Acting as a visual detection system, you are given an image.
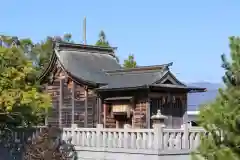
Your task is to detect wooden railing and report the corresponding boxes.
[62,124,206,151]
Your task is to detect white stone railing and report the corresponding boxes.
[62,124,206,151]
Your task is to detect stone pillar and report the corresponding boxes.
[151,109,167,150]
[96,124,103,147]
[71,123,77,144]
[151,109,168,128]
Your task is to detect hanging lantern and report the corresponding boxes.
[167,96,170,103]
[172,96,176,103]
[162,97,165,104]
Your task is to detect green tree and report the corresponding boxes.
[95,30,109,47]
[32,34,73,73]
[192,36,240,160]
[0,44,51,127]
[95,31,119,63]
[32,36,54,72]
[123,54,137,68]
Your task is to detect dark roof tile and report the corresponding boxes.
[99,70,168,89]
[56,48,121,84]
[49,42,200,92]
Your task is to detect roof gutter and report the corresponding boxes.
[96,84,149,92]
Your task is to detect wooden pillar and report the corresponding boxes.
[71,81,76,125]
[182,94,188,124]
[59,78,64,128]
[84,87,88,127]
[96,97,99,125]
[132,109,135,128]
[116,120,119,128]
[103,103,106,128]
[43,84,48,126]
[98,97,102,124]
[146,98,151,128]
[168,93,173,128]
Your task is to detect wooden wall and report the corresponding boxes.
[103,104,116,128]
[102,96,149,129]
[46,78,60,126]
[132,98,147,128]
[149,92,187,128]
[45,64,188,129]
[45,65,97,128]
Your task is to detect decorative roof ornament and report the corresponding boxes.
[151,109,167,128]
[151,109,167,120]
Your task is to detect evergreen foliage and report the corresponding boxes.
[123,54,137,68]
[95,30,119,63]
[193,36,240,160]
[0,39,51,127]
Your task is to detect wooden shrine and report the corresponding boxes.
[39,42,205,128]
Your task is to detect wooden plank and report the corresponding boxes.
[168,93,173,128]
[103,104,106,128]
[98,98,102,124]
[146,99,151,128]
[84,87,88,127]
[59,78,64,128]
[72,81,76,124]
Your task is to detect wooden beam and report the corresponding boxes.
[146,98,151,128]
[103,104,106,128]
[43,84,48,126]
[98,97,102,124]
[168,93,173,128]
[84,87,88,127]
[96,97,99,125]
[59,78,64,128]
[83,17,87,45]
[71,81,76,125]
[182,94,188,124]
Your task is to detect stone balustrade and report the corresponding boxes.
[62,124,206,152]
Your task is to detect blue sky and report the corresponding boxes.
[1,0,240,83]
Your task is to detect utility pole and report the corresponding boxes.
[83,17,87,45]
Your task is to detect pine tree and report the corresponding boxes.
[123,54,137,68]
[95,30,109,47]
[193,36,240,160]
[95,30,119,63]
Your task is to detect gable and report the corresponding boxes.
[153,71,185,86]
[39,42,121,87]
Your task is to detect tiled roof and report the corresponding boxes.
[54,42,175,88]
[99,69,169,90]
[55,42,121,85]
[57,50,121,84]
[42,42,205,92]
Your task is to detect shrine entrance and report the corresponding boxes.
[104,97,134,128]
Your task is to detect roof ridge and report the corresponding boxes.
[104,62,173,74]
[54,41,119,61]
[55,41,117,52]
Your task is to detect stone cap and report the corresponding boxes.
[151,109,168,120]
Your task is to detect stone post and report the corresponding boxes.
[71,123,78,144]
[96,124,103,147]
[151,109,167,150]
[183,123,189,149]
[124,124,130,149]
